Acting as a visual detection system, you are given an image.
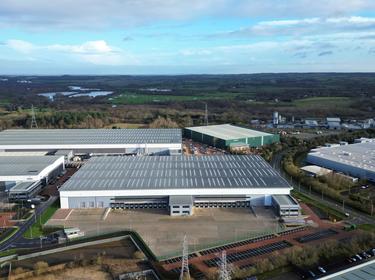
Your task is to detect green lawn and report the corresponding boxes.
[293,97,353,108]
[0,98,11,105]
[357,224,375,233]
[0,248,17,258]
[292,191,346,220]
[23,200,60,239]
[0,227,19,244]
[247,96,353,110]
[111,91,240,105]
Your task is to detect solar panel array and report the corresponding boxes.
[0,155,62,176]
[0,129,182,145]
[60,155,291,191]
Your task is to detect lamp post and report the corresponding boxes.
[1,261,12,280]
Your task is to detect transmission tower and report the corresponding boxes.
[218,250,231,280]
[30,105,38,128]
[204,102,208,126]
[179,235,190,280]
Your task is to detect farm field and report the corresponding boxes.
[110,91,243,105]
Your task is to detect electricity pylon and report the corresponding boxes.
[30,104,38,128]
[204,102,208,126]
[180,235,190,280]
[218,250,231,280]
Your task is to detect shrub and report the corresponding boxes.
[133,250,146,260]
[33,261,49,276]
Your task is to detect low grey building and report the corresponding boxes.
[8,181,43,202]
[271,195,300,217]
[169,196,193,216]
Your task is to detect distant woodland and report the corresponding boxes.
[0,73,375,129]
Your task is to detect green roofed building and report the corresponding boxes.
[184,124,280,149]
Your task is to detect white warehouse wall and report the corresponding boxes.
[307,153,375,181]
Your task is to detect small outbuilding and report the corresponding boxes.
[271,195,301,217]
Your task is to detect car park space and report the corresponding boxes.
[203,241,292,267]
[296,229,338,243]
[47,207,279,258]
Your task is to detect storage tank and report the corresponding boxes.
[273,112,279,125]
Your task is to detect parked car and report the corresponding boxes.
[362,252,371,259]
[318,266,326,274]
[308,270,316,278]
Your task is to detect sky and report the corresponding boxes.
[0,0,375,74]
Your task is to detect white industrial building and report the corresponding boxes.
[59,155,292,216]
[306,141,375,182]
[0,155,65,201]
[326,117,341,130]
[0,129,182,156]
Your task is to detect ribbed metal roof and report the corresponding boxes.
[60,155,290,191]
[185,124,272,140]
[10,181,39,192]
[0,156,62,177]
[272,195,299,207]
[308,142,375,172]
[0,129,182,145]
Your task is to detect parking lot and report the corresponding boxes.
[47,207,279,257]
[183,139,227,155]
[203,240,292,267]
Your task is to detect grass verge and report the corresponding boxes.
[23,200,60,239]
[0,227,19,245]
[292,191,346,221]
[0,249,17,258]
[357,224,375,233]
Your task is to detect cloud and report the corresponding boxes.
[180,49,212,56]
[0,0,226,30]
[3,39,137,66]
[293,52,308,58]
[47,40,114,54]
[0,0,374,30]
[6,39,35,53]
[214,16,375,38]
[318,50,333,56]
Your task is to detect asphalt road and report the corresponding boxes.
[0,196,58,252]
[271,149,375,225]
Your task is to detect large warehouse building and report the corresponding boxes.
[59,155,292,216]
[307,141,375,182]
[184,124,279,149]
[0,129,182,156]
[0,155,65,201]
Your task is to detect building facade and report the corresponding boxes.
[59,155,292,216]
[184,124,280,149]
[0,129,182,156]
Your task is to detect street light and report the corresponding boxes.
[1,261,12,280]
[40,236,47,249]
